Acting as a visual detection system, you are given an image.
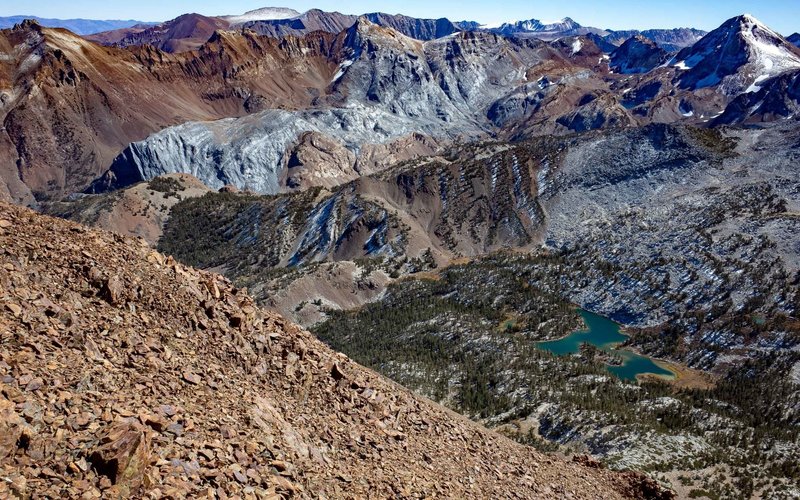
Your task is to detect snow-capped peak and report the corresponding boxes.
[737,13,784,39]
[223,7,300,25]
[741,13,758,23]
[735,14,800,72]
[669,13,800,94]
[493,17,582,34]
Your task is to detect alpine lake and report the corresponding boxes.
[536,310,675,382]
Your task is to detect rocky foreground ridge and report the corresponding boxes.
[0,202,667,498]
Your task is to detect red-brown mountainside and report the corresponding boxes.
[1,18,616,204]
[83,24,152,46]
[0,21,339,204]
[87,14,232,53]
[0,202,669,498]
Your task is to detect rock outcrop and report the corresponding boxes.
[610,36,669,74]
[0,201,664,497]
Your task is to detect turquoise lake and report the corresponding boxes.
[536,310,675,382]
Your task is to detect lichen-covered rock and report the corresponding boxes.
[89,422,150,498]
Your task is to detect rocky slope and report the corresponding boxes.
[604,28,706,51]
[0,201,665,498]
[0,20,344,203]
[487,20,704,50]
[0,17,619,203]
[714,69,800,123]
[83,23,153,45]
[130,124,798,365]
[89,9,464,50]
[43,174,212,245]
[85,8,301,50]
[90,20,615,195]
[243,11,463,42]
[228,9,357,40]
[92,107,449,195]
[99,16,800,193]
[100,13,231,53]
[46,122,798,330]
[4,13,800,205]
[362,13,460,40]
[599,15,800,125]
[610,36,669,74]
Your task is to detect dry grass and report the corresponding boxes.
[640,359,717,390]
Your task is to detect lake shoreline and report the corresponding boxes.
[535,309,678,382]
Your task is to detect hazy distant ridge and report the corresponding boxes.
[0,15,151,35]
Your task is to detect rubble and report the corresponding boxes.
[0,202,662,498]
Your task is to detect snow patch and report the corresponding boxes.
[490,160,500,192]
[331,59,355,84]
[738,15,800,77]
[745,74,770,93]
[224,7,300,25]
[571,39,583,55]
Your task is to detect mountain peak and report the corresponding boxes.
[12,18,42,32]
[352,15,379,31]
[339,15,421,55]
[739,13,759,23]
[610,34,668,74]
[492,16,582,35]
[722,13,789,42]
[671,13,800,93]
[349,15,417,41]
[223,6,300,25]
[560,17,580,27]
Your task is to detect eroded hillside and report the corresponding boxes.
[0,202,666,498]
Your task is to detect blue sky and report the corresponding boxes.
[1,1,798,34]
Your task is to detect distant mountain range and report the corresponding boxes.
[79,9,713,53]
[604,27,708,52]
[0,15,150,35]
[1,11,800,204]
[6,7,799,54]
[4,8,713,51]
